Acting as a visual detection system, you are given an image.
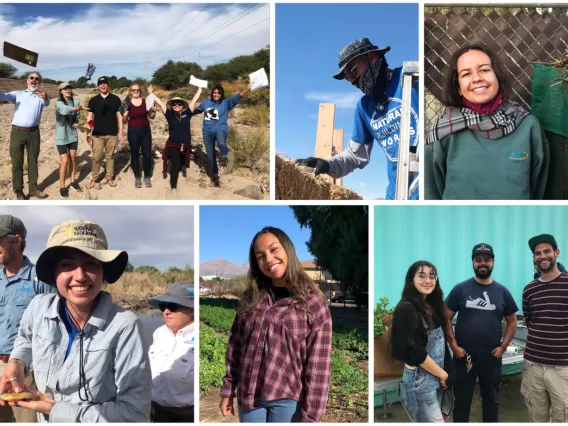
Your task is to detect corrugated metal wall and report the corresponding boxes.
[374,206,568,309]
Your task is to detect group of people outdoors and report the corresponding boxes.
[0,72,252,199]
[0,214,194,422]
[391,235,568,422]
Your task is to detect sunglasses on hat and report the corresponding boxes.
[158,302,179,312]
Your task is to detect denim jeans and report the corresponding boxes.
[239,399,301,423]
[128,126,152,178]
[202,130,229,178]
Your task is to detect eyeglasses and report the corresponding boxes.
[158,303,179,312]
[416,272,438,281]
[28,76,40,82]
[171,101,183,107]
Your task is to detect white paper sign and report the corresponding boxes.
[190,75,208,89]
[145,94,155,111]
[249,68,269,92]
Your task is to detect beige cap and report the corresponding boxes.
[36,219,128,285]
[58,82,72,90]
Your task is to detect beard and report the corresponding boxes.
[352,55,388,104]
[28,85,38,93]
[474,264,493,279]
[535,256,557,274]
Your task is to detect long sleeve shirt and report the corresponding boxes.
[221,291,332,422]
[149,323,195,407]
[55,99,80,145]
[10,292,152,422]
[0,89,49,127]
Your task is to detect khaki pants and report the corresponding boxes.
[0,361,37,422]
[92,135,116,181]
[10,127,41,192]
[521,361,568,422]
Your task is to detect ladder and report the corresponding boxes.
[394,61,419,200]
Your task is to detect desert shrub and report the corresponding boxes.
[238,104,269,127]
[0,63,17,78]
[240,87,269,107]
[227,127,269,172]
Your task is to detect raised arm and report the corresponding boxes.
[0,91,17,103]
[239,82,252,97]
[189,87,202,112]
[147,85,166,115]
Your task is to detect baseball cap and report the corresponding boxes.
[36,219,128,285]
[97,76,109,85]
[58,82,72,90]
[472,243,494,259]
[0,215,26,238]
[528,234,558,253]
[148,281,194,309]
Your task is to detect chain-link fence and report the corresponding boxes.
[425,6,568,129]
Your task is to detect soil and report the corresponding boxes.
[374,374,529,422]
[0,79,269,200]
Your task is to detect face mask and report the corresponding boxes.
[352,55,388,104]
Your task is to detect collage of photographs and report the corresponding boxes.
[0,0,567,424]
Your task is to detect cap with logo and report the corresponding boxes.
[0,215,27,239]
[36,219,128,285]
[528,234,558,253]
[148,281,194,309]
[472,243,495,259]
[97,76,109,85]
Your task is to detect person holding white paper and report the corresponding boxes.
[122,84,157,189]
[194,83,252,187]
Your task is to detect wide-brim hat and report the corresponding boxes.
[529,234,558,253]
[148,281,194,309]
[333,38,390,80]
[167,97,189,111]
[36,219,128,286]
[58,82,72,90]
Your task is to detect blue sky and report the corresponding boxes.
[200,206,312,264]
[0,3,269,82]
[276,3,418,200]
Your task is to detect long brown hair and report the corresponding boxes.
[238,226,324,319]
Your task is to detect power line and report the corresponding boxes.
[197,16,270,53]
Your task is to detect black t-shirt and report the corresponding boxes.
[165,108,193,145]
[88,94,122,136]
[391,301,441,366]
[445,278,518,354]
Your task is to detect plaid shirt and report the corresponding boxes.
[221,291,332,422]
[162,139,191,172]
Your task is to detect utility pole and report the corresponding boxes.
[143,53,149,82]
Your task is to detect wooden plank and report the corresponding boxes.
[332,128,344,187]
[315,103,335,184]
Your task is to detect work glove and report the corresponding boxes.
[296,157,330,175]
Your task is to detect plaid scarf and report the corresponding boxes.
[426,101,529,144]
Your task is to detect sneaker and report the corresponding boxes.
[135,178,142,188]
[181,165,187,178]
[144,177,152,188]
[208,177,221,188]
[29,189,48,199]
[59,188,69,199]
[69,181,82,192]
[15,190,25,201]
[171,188,177,197]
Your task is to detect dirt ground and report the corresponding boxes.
[200,304,369,423]
[0,79,269,200]
[374,374,529,422]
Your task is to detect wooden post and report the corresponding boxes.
[315,104,335,183]
[332,129,344,186]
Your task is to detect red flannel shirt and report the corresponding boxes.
[162,139,191,172]
[221,291,332,422]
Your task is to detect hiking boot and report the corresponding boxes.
[144,177,152,188]
[15,190,25,201]
[29,189,48,199]
[208,177,221,188]
[221,152,235,170]
[59,188,69,199]
[181,165,187,178]
[171,188,177,197]
[135,177,142,188]
[69,181,82,192]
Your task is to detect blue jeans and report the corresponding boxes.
[202,130,228,178]
[239,399,301,423]
[401,367,444,422]
[128,126,152,178]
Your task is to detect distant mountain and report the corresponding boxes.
[200,258,249,278]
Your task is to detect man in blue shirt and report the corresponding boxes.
[0,214,53,422]
[297,38,419,200]
[0,72,50,200]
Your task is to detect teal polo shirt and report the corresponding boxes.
[0,256,54,354]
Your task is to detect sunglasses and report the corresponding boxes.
[158,303,179,312]
[28,76,40,82]
[171,101,184,107]
[131,89,140,92]
[63,87,72,90]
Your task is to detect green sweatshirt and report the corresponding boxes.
[425,115,549,200]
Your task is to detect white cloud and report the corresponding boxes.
[308,114,318,120]
[1,4,270,81]
[304,91,361,109]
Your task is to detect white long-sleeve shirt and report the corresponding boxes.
[149,323,195,407]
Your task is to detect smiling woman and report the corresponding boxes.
[424,44,550,200]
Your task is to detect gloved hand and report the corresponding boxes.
[296,157,330,175]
